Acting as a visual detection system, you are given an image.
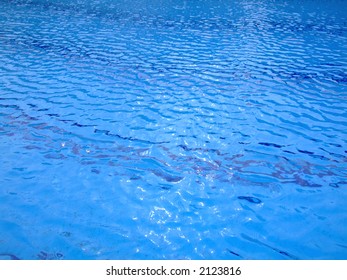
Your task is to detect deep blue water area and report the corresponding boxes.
[0,0,347,259]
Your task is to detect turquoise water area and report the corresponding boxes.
[0,0,347,259]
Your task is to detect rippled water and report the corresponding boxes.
[1,0,347,260]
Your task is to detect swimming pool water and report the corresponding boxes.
[0,0,347,260]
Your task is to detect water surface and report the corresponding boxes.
[0,0,347,259]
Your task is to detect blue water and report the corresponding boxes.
[1,0,347,260]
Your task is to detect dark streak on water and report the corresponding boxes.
[238,196,262,204]
[0,253,21,260]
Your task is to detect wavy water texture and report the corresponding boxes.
[1,0,347,259]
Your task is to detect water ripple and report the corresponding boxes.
[1,0,347,260]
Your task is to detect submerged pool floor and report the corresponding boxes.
[0,0,347,259]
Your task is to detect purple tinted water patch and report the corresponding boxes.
[0,0,347,259]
